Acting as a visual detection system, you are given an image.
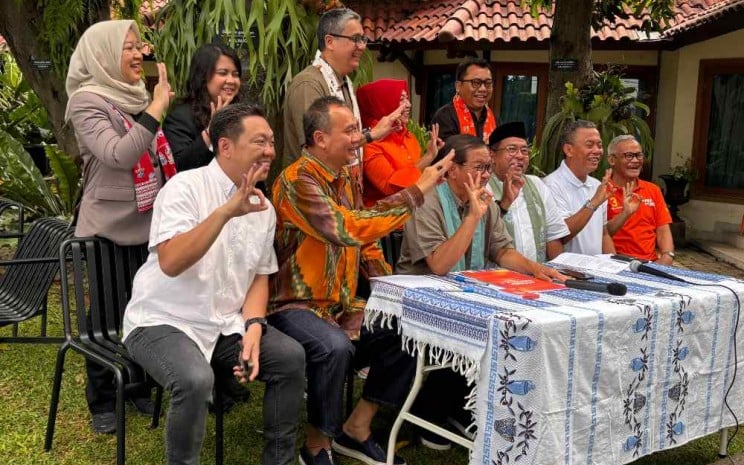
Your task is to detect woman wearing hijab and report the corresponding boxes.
[163,43,242,171]
[356,79,442,207]
[65,19,176,435]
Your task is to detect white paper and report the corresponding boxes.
[549,252,629,274]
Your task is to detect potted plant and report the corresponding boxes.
[659,155,697,221]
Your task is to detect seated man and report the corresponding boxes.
[488,121,569,262]
[544,120,616,255]
[395,134,565,447]
[122,104,306,465]
[269,96,453,465]
[606,134,674,264]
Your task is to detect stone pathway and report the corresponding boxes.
[675,245,744,279]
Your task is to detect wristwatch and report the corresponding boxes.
[362,128,373,144]
[244,317,267,335]
[583,200,598,212]
[662,251,676,258]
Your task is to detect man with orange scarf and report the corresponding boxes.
[357,79,443,207]
[431,57,497,143]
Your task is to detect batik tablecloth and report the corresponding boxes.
[365,265,744,465]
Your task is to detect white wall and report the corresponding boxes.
[654,29,744,235]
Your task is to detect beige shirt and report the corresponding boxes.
[396,188,514,275]
[282,65,354,164]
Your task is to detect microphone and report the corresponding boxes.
[628,260,686,283]
[563,279,627,296]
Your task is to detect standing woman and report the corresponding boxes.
[65,19,176,434]
[163,43,241,171]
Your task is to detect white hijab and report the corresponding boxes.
[64,20,149,121]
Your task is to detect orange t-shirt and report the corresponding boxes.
[362,132,423,208]
[607,179,672,260]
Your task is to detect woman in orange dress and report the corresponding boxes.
[357,79,442,207]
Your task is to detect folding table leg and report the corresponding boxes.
[387,351,426,465]
[719,428,729,457]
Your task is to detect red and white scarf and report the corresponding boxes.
[452,94,497,143]
[111,104,177,212]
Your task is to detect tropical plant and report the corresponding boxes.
[149,0,372,118]
[0,53,55,145]
[538,67,654,176]
[407,118,430,154]
[666,154,698,183]
[0,129,61,217]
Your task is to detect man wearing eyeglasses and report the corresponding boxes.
[283,8,403,165]
[431,57,497,143]
[488,122,569,262]
[606,135,674,264]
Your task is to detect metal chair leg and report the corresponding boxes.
[387,351,426,465]
[44,342,70,451]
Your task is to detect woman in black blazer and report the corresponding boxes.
[163,43,242,171]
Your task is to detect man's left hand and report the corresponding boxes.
[233,325,261,383]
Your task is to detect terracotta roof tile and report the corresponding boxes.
[346,0,744,45]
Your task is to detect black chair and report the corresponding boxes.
[45,237,158,465]
[0,217,71,343]
[380,230,403,270]
[0,197,25,240]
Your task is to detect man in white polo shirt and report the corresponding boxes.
[122,104,305,465]
[543,119,616,256]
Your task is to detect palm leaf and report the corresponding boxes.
[45,144,81,216]
[0,130,61,216]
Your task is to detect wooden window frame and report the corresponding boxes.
[691,58,744,203]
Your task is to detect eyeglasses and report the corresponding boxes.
[493,145,530,157]
[458,162,493,174]
[616,151,645,161]
[328,33,368,46]
[459,79,493,89]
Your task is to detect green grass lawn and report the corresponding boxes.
[1,274,743,464]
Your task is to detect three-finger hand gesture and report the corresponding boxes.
[151,62,174,116]
[465,172,492,220]
[622,181,641,216]
[222,164,269,218]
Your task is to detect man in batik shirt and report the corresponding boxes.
[269,96,452,465]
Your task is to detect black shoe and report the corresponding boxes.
[332,432,406,465]
[128,397,154,416]
[418,427,452,451]
[298,445,336,465]
[91,412,116,434]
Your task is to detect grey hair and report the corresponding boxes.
[317,8,361,51]
[559,119,597,148]
[607,134,638,155]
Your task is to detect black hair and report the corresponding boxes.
[559,119,597,147]
[209,103,265,156]
[302,96,346,148]
[183,43,242,130]
[436,134,487,165]
[455,57,491,81]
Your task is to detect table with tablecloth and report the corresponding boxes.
[364,260,744,465]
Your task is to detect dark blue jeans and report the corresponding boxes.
[125,324,305,465]
[268,310,416,437]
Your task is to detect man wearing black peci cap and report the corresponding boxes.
[487,121,569,262]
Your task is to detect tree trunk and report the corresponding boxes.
[546,0,594,119]
[0,1,110,160]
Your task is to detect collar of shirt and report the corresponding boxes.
[301,149,350,183]
[206,158,237,199]
[557,160,593,189]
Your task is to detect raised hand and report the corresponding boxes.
[590,168,612,207]
[422,123,445,163]
[371,99,409,141]
[501,162,525,209]
[415,149,454,194]
[149,62,174,117]
[221,164,269,219]
[464,172,492,220]
[621,181,641,216]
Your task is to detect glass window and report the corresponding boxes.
[703,73,744,189]
[424,71,456,124]
[499,75,540,140]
